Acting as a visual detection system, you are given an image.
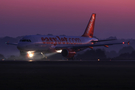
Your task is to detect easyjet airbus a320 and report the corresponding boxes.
[6,13,129,60]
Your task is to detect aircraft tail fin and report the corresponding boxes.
[82,13,96,38]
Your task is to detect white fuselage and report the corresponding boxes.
[17,35,98,53]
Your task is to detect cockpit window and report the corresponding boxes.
[20,39,31,42]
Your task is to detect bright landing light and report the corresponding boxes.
[56,50,62,53]
[27,51,35,58]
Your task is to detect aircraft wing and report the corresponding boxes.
[5,42,18,45]
[91,38,117,43]
[55,41,129,50]
[72,42,129,49]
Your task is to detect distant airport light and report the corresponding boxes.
[122,42,125,44]
[56,50,62,53]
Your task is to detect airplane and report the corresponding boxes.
[6,13,129,60]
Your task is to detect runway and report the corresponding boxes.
[0,60,135,90]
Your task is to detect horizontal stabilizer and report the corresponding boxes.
[92,38,117,43]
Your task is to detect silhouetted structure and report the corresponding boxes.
[118,46,134,55]
[0,54,5,59]
[106,50,117,58]
[76,49,106,60]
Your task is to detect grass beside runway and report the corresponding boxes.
[0,61,135,90]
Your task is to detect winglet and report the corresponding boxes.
[82,13,96,38]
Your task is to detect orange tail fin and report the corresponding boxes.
[82,13,96,38]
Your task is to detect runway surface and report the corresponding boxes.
[0,60,135,90]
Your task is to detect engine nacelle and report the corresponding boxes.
[61,49,76,58]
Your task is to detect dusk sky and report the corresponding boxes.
[0,0,135,39]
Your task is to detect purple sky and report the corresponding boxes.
[0,0,135,39]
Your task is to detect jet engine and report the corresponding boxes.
[61,49,76,58]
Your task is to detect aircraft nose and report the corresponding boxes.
[17,44,26,50]
[17,44,23,50]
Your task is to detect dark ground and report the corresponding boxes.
[0,60,135,90]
